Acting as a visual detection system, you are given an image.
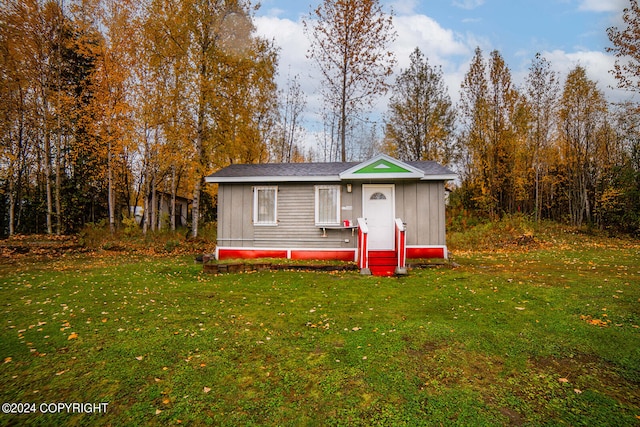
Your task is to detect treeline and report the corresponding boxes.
[2,0,639,238]
[383,34,640,235]
[0,0,283,238]
[452,50,640,233]
[383,46,640,234]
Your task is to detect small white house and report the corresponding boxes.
[205,154,456,276]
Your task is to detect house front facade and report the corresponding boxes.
[205,154,456,275]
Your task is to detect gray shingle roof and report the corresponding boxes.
[208,161,355,179]
[205,157,455,183]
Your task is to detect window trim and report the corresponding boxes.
[253,186,278,226]
[314,185,341,226]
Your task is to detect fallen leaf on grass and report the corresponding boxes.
[558,378,569,383]
[203,387,211,393]
[135,356,144,361]
[580,315,610,327]
[67,332,78,340]
[155,409,162,415]
[4,357,12,363]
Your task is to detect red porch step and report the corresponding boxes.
[368,250,399,277]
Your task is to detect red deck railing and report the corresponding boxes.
[357,218,370,274]
[394,218,407,274]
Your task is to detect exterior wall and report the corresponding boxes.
[217,184,254,246]
[217,183,356,249]
[216,180,447,251]
[395,180,446,246]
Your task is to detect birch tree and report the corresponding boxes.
[304,0,396,162]
[143,0,277,238]
[557,65,607,226]
[525,53,559,221]
[272,72,307,163]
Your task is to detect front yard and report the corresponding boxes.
[0,230,639,425]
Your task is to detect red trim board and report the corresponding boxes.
[216,247,357,261]
[406,246,447,259]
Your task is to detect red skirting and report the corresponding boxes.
[217,249,288,260]
[216,247,356,261]
[290,250,356,261]
[217,247,445,261]
[406,247,446,259]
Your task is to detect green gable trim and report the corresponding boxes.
[339,154,426,180]
[353,159,412,174]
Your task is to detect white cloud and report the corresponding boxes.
[393,14,470,70]
[255,15,325,139]
[254,16,315,87]
[578,0,627,13]
[389,0,418,15]
[542,49,630,102]
[452,0,485,10]
[255,11,477,139]
[255,6,634,158]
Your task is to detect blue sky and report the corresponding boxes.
[253,0,633,148]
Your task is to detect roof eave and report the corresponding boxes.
[420,174,458,181]
[206,174,457,183]
[205,175,342,184]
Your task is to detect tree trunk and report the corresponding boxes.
[108,140,116,234]
[151,176,157,232]
[55,149,62,234]
[8,175,15,237]
[340,60,348,162]
[44,129,53,235]
[170,165,177,231]
[142,126,151,235]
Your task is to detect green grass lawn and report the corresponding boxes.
[0,231,639,426]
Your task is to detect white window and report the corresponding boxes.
[253,186,277,225]
[315,185,341,225]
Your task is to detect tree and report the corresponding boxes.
[1,0,104,235]
[142,0,278,238]
[384,47,455,164]
[272,71,307,163]
[557,65,607,226]
[607,0,640,95]
[486,49,525,215]
[90,0,138,234]
[304,0,396,162]
[524,53,559,221]
[458,48,526,217]
[458,47,490,212]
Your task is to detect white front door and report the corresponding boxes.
[363,184,395,250]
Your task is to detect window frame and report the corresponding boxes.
[253,186,278,226]
[314,185,341,226]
